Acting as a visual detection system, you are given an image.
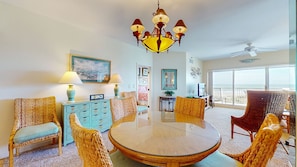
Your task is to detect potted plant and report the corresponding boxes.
[164,90,175,96]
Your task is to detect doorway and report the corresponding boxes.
[137,65,151,110]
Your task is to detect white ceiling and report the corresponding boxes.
[1,0,294,60]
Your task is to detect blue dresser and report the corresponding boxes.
[62,99,112,146]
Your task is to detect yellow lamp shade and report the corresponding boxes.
[142,36,175,53]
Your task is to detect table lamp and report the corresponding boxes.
[109,73,122,97]
[59,71,83,102]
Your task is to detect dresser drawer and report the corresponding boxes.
[66,103,89,113]
[91,118,111,132]
[78,109,90,117]
[78,116,90,128]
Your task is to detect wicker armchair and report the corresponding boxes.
[110,97,138,123]
[9,96,62,167]
[174,96,205,119]
[191,113,282,167]
[231,90,287,142]
[69,113,152,167]
[122,91,148,114]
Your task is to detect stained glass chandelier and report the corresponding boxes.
[130,0,187,53]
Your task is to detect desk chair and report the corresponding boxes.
[69,113,151,167]
[9,96,62,167]
[190,113,282,167]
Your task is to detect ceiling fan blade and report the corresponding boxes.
[231,51,248,57]
[255,47,276,52]
[249,51,257,57]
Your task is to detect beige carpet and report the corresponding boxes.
[0,107,295,167]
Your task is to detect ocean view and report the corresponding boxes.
[212,84,295,105]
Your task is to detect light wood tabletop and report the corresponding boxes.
[108,111,221,167]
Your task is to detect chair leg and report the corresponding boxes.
[279,140,289,154]
[249,132,254,142]
[58,135,62,155]
[9,144,14,167]
[16,148,19,156]
[231,122,234,139]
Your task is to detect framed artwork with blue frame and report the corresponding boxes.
[161,69,177,90]
[71,54,111,83]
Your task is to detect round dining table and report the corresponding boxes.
[108,111,221,167]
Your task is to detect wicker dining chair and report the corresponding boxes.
[69,113,152,167]
[122,91,148,114]
[190,113,283,167]
[9,96,62,167]
[110,97,138,123]
[174,96,205,119]
[231,90,287,142]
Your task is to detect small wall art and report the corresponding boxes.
[161,69,177,90]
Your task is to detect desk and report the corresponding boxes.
[159,96,176,112]
[108,111,221,167]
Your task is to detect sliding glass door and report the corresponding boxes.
[213,71,233,104]
[269,66,296,90]
[234,68,265,105]
[212,65,295,106]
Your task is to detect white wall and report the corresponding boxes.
[0,3,153,158]
[186,54,203,97]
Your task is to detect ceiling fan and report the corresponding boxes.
[231,43,274,57]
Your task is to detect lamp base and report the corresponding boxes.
[67,85,76,102]
[114,84,119,97]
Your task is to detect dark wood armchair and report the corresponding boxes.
[231,90,287,142]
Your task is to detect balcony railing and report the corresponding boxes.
[213,88,263,105]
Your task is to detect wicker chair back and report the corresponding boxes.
[174,96,205,119]
[110,97,137,123]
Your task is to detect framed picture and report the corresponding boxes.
[71,54,111,83]
[90,94,104,100]
[161,69,177,90]
[142,68,149,76]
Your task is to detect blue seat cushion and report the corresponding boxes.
[14,122,59,144]
[110,150,152,167]
[188,151,243,167]
[137,105,148,113]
